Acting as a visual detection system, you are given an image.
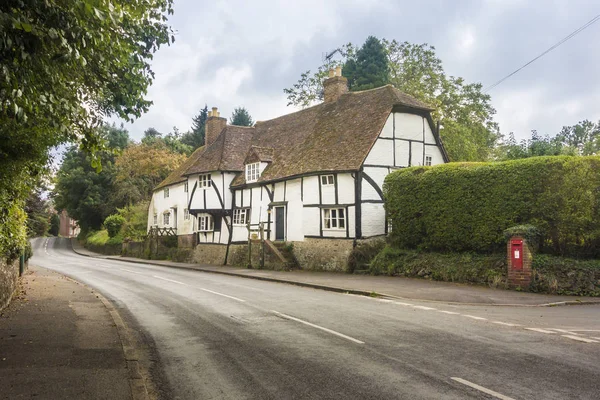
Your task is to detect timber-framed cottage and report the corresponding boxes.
[148,67,448,270]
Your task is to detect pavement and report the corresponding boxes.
[0,265,144,400]
[71,239,600,307]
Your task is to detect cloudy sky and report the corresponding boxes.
[118,0,600,142]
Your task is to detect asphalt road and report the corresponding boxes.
[30,237,600,400]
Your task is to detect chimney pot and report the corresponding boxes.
[205,106,227,146]
[323,67,348,103]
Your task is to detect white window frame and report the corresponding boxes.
[245,162,260,183]
[184,208,190,220]
[184,182,189,192]
[425,155,433,166]
[199,174,211,189]
[153,214,158,226]
[198,214,214,232]
[233,208,249,225]
[322,208,346,230]
[164,187,169,198]
[320,175,334,186]
[163,212,170,226]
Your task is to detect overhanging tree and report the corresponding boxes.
[0,0,173,258]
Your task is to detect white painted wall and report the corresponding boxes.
[148,181,193,235]
[361,202,386,237]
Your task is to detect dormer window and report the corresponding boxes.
[245,162,260,183]
[199,174,211,189]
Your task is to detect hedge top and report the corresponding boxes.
[384,156,600,257]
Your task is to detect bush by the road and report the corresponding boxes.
[370,246,507,287]
[104,215,125,238]
[370,245,600,296]
[384,156,600,258]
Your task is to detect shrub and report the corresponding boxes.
[104,214,125,238]
[86,230,109,246]
[117,201,149,241]
[530,254,600,296]
[370,245,506,286]
[384,156,600,257]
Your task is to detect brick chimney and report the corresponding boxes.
[323,66,348,103]
[205,107,227,146]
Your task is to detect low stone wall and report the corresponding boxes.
[178,234,196,249]
[84,243,122,256]
[192,243,227,265]
[0,258,21,311]
[293,238,355,272]
[122,241,147,258]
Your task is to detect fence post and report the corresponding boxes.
[259,222,265,269]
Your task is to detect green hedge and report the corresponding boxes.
[384,156,600,257]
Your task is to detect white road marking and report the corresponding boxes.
[199,288,246,303]
[591,337,600,341]
[463,315,487,321]
[412,305,436,310]
[437,310,460,315]
[393,302,413,306]
[272,311,365,344]
[525,328,556,334]
[153,275,187,285]
[120,268,146,275]
[549,329,580,335]
[451,377,515,400]
[491,321,521,327]
[569,329,600,333]
[561,335,599,343]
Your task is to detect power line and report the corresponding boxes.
[484,14,600,93]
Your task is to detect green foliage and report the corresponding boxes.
[24,188,50,237]
[86,230,109,246]
[49,213,60,236]
[53,125,129,232]
[384,156,600,258]
[23,241,33,262]
[0,200,27,262]
[182,105,208,149]
[104,214,125,238]
[230,107,254,127]
[530,254,600,296]
[112,142,185,205]
[370,246,506,286]
[117,201,150,241]
[343,36,389,91]
[503,225,542,251]
[0,0,173,260]
[142,127,192,155]
[347,239,386,273]
[284,38,499,162]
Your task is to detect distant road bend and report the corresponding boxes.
[30,237,600,399]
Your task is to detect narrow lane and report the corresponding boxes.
[30,237,600,399]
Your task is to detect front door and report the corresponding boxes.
[275,206,285,241]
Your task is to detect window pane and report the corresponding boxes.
[328,175,334,184]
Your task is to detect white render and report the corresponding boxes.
[149,110,447,248]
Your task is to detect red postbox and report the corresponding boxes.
[510,239,523,269]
